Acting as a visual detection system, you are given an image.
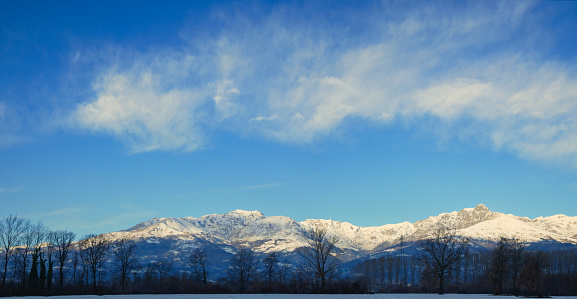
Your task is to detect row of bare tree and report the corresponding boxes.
[185,224,342,293]
[353,227,577,297]
[0,215,75,295]
[0,215,348,295]
[3,214,575,296]
[0,215,143,296]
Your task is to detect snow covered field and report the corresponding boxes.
[20,294,571,299]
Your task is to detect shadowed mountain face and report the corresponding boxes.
[102,205,577,275]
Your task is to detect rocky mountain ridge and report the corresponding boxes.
[105,204,577,261]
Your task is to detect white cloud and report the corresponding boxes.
[250,114,278,122]
[413,79,493,120]
[72,2,577,167]
[75,55,210,153]
[404,61,577,166]
[211,79,241,119]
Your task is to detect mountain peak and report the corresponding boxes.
[112,205,577,265]
[230,209,262,214]
[227,209,266,219]
[473,204,489,212]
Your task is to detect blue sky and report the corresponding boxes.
[1,1,577,237]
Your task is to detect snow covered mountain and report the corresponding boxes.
[102,204,577,269]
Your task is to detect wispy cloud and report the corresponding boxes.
[92,210,153,230]
[240,183,283,191]
[250,114,278,122]
[71,2,577,167]
[74,55,210,153]
[24,207,93,233]
[0,186,23,194]
[0,102,30,149]
[26,206,91,220]
[31,206,153,235]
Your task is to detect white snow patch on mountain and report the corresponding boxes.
[105,204,577,256]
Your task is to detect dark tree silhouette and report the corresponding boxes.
[111,238,139,294]
[17,221,34,293]
[510,238,525,295]
[297,223,340,292]
[228,248,258,293]
[52,230,76,292]
[28,222,47,294]
[417,226,468,295]
[39,255,46,292]
[520,252,545,297]
[79,234,110,292]
[45,231,57,292]
[280,258,293,289]
[189,248,209,287]
[488,237,511,295]
[155,258,173,286]
[262,252,279,291]
[0,215,27,292]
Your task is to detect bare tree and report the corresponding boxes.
[111,238,139,293]
[71,248,80,291]
[16,220,33,292]
[510,238,525,295]
[228,248,258,293]
[262,252,279,291]
[45,231,58,292]
[0,215,28,292]
[297,223,340,292]
[488,237,511,295]
[27,222,47,293]
[417,226,468,295]
[189,248,209,287]
[155,258,173,285]
[52,230,75,292]
[279,259,292,290]
[79,234,110,292]
[399,234,407,286]
[520,251,546,297]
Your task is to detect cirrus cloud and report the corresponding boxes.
[72,2,577,166]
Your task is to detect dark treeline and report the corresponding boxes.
[0,216,365,296]
[1,215,576,296]
[353,236,577,297]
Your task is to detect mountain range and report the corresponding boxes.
[100,204,577,275]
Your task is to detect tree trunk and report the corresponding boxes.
[92,269,97,293]
[39,259,46,293]
[29,254,39,294]
[121,274,125,294]
[439,272,444,295]
[47,260,53,292]
[20,254,28,293]
[59,265,64,292]
[498,274,503,295]
[202,269,207,286]
[1,255,8,291]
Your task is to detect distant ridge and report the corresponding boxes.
[106,204,577,260]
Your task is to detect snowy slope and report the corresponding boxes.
[104,204,577,259]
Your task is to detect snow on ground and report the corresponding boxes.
[20,294,570,299]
